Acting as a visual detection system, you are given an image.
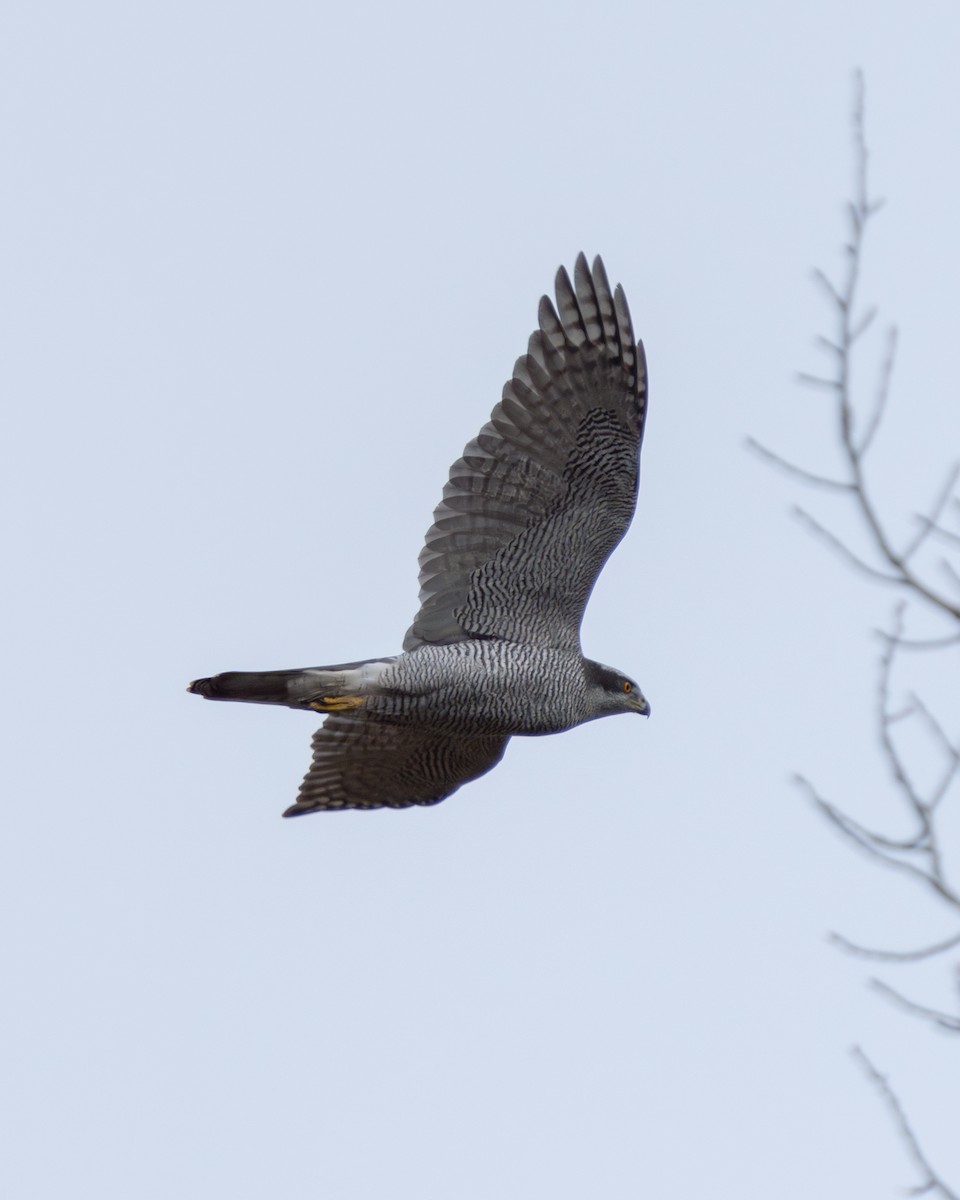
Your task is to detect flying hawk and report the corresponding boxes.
[189,254,650,814]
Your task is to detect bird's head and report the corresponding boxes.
[583,659,651,721]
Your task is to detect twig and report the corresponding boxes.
[920,522,960,549]
[755,71,960,624]
[829,929,960,963]
[853,1047,959,1199]
[869,979,960,1033]
[743,437,852,492]
[881,630,960,651]
[795,775,960,911]
[857,325,897,457]
[903,465,960,563]
[792,507,902,585]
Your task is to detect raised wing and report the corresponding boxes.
[283,713,508,815]
[404,254,647,653]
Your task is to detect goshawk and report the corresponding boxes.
[189,254,650,815]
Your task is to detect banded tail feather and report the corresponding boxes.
[187,657,398,711]
[187,669,310,706]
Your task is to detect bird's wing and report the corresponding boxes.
[404,253,647,653]
[283,713,509,815]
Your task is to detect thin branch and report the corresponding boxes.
[814,333,844,357]
[853,1046,960,1200]
[942,560,960,596]
[792,507,902,584]
[849,305,878,345]
[829,928,960,963]
[857,325,898,457]
[796,776,960,909]
[906,695,960,763]
[921,522,960,548]
[799,779,922,862]
[928,753,960,815]
[743,437,853,491]
[797,371,843,391]
[824,806,924,853]
[870,979,960,1033]
[874,611,942,885]
[770,69,960,623]
[845,468,960,618]
[883,630,960,651]
[906,694,960,813]
[903,463,960,563]
[811,266,845,308]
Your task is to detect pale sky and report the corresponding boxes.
[3,2,959,1197]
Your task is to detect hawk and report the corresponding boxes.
[189,254,650,814]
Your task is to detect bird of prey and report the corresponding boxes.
[189,254,650,816]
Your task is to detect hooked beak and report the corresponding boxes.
[629,692,651,717]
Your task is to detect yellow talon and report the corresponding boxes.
[309,695,366,712]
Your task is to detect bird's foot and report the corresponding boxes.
[308,695,366,713]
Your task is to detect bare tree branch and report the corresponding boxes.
[798,771,960,910]
[922,522,960,549]
[796,370,842,391]
[791,506,902,584]
[882,630,960,652]
[942,560,960,596]
[853,1048,959,1200]
[856,325,897,456]
[869,980,960,1033]
[903,465,960,563]
[758,72,960,1194]
[829,929,960,963]
[755,70,960,623]
[743,437,852,491]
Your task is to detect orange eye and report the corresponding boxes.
[622,681,632,693]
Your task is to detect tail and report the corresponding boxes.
[187,657,397,710]
[187,669,310,706]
